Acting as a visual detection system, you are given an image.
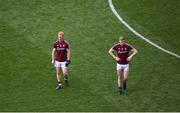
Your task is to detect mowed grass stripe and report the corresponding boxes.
[110,0,180,111]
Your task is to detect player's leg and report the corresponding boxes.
[123,64,129,90]
[62,62,69,86]
[117,70,124,95]
[123,71,128,90]
[56,67,63,90]
[55,61,63,90]
[117,64,124,95]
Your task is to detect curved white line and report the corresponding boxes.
[108,0,180,59]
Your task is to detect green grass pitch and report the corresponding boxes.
[0,0,180,111]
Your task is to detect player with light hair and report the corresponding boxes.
[109,36,138,95]
[52,31,71,90]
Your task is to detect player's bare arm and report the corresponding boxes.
[52,48,56,64]
[127,48,138,61]
[66,42,71,66]
[109,48,120,61]
[67,47,71,61]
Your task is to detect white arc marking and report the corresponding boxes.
[108,0,180,59]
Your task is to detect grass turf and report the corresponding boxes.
[0,0,180,111]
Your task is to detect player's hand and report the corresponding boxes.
[127,56,132,61]
[65,60,71,66]
[115,57,120,61]
[51,60,55,64]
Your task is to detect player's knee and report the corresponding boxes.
[57,71,61,75]
[62,69,68,75]
[118,73,123,77]
[63,72,68,76]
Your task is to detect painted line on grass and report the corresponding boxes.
[108,0,180,59]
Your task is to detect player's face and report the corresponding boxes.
[119,37,125,45]
[58,33,64,41]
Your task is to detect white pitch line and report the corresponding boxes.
[108,0,180,59]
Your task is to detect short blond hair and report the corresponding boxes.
[58,31,64,35]
[119,36,125,40]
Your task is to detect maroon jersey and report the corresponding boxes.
[54,40,69,62]
[113,43,133,64]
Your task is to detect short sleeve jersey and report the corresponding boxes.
[53,40,69,62]
[113,43,133,64]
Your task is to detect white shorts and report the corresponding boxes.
[55,61,67,68]
[117,64,129,71]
